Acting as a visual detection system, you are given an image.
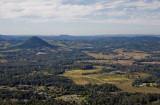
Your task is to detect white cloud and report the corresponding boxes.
[124,0,160,10]
[0,0,102,21]
[0,0,160,25]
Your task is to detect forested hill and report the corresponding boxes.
[15,36,58,49]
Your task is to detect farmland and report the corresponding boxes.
[82,49,150,66]
[62,66,160,93]
[85,49,150,60]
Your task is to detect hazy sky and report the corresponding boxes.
[0,0,160,35]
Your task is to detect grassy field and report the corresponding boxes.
[0,49,20,52]
[62,66,104,84]
[0,54,4,57]
[62,67,160,93]
[36,52,47,55]
[85,49,150,60]
[83,49,150,65]
[113,49,150,60]
[114,80,160,93]
[63,69,128,85]
[0,59,7,63]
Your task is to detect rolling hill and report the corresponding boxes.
[16,36,58,49]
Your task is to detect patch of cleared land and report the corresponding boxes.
[62,67,160,93]
[0,54,4,57]
[57,95,85,103]
[114,80,160,93]
[83,49,150,65]
[36,52,47,55]
[62,66,103,84]
[85,49,150,60]
[113,49,150,60]
[0,59,7,63]
[0,49,20,52]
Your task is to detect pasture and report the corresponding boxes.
[0,59,7,63]
[85,49,150,60]
[62,67,160,93]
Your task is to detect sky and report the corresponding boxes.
[0,0,160,36]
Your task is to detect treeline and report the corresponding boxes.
[0,72,120,105]
[86,92,160,105]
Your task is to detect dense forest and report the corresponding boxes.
[0,35,160,105]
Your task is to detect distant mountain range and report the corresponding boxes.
[0,38,5,41]
[0,34,160,41]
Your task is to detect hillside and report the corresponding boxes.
[17,36,57,49]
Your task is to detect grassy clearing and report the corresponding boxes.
[113,49,150,60]
[36,52,47,55]
[62,66,130,85]
[83,49,150,65]
[0,86,8,90]
[58,95,85,103]
[62,66,103,84]
[114,80,160,93]
[86,52,116,59]
[0,49,20,52]
[0,54,4,57]
[85,49,150,60]
[0,59,7,63]
[62,67,160,93]
[63,70,129,85]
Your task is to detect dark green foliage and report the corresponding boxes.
[86,92,160,105]
[16,36,58,49]
[70,62,94,70]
